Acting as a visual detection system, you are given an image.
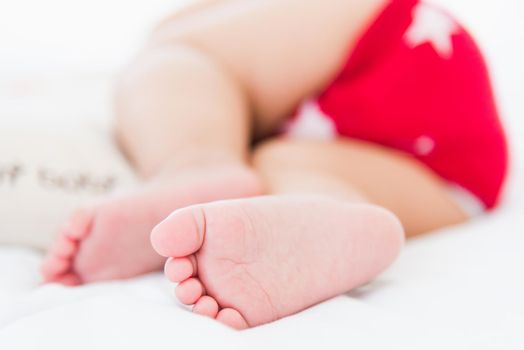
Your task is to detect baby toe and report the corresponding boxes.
[175,277,204,305]
[52,272,82,286]
[63,209,94,241]
[193,296,219,318]
[216,308,249,330]
[41,255,70,278]
[50,235,78,258]
[151,207,205,258]
[165,256,196,282]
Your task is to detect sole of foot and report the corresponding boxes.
[151,195,404,329]
[41,165,262,285]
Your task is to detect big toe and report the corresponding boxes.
[63,208,94,241]
[151,207,206,257]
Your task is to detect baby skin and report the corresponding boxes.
[41,164,262,284]
[151,196,403,329]
[42,0,467,328]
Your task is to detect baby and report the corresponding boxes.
[40,0,507,329]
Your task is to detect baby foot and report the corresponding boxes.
[151,195,404,329]
[41,165,262,285]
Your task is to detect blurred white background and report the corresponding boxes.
[0,0,192,73]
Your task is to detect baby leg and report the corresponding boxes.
[43,0,390,284]
[150,136,468,328]
[118,0,390,175]
[253,138,469,236]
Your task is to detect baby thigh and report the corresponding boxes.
[252,137,469,237]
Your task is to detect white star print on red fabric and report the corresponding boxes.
[285,101,337,140]
[404,3,459,59]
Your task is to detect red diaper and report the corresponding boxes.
[311,0,508,210]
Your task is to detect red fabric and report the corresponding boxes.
[316,0,508,210]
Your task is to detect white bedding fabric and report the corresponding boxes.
[1,0,523,349]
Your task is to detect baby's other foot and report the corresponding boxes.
[151,195,404,329]
[41,165,262,284]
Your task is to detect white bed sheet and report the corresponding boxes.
[1,204,523,350]
[1,0,523,349]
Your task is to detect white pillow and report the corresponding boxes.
[0,123,138,250]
